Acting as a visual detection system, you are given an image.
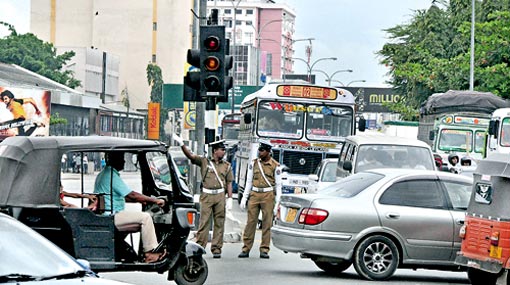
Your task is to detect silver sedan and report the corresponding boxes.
[272,169,472,281]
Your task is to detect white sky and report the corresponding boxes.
[282,0,432,87]
[0,0,433,87]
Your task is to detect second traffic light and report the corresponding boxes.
[200,25,231,100]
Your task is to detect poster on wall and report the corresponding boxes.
[0,87,51,140]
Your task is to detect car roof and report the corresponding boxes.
[366,168,473,183]
[345,134,431,148]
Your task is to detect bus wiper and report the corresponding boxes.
[39,270,90,281]
[0,273,38,282]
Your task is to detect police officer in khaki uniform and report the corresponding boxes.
[174,136,234,259]
[238,141,281,259]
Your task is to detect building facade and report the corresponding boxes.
[207,0,296,85]
[30,0,193,110]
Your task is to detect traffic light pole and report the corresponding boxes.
[193,0,207,193]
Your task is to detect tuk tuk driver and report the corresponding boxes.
[94,152,166,263]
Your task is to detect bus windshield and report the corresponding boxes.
[256,101,353,142]
[438,129,473,152]
[306,105,353,141]
[257,101,304,139]
[222,123,239,140]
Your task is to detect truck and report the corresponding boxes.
[418,90,508,164]
[485,108,510,156]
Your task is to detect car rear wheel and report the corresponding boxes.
[467,268,498,285]
[353,235,399,281]
[314,260,352,274]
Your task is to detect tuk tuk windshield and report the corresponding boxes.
[147,152,172,190]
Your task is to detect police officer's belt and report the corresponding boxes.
[252,186,273,193]
[202,188,225,194]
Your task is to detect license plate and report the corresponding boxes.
[285,208,297,223]
[490,245,502,259]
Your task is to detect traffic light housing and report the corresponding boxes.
[218,39,233,103]
[183,45,203,101]
[200,25,228,100]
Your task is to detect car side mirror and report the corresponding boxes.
[343,161,353,172]
[244,113,252,124]
[429,130,435,141]
[308,174,319,182]
[358,118,366,132]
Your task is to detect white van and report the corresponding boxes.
[336,134,436,178]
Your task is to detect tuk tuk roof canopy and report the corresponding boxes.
[468,153,510,219]
[0,136,167,208]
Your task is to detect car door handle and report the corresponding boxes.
[385,212,400,219]
[456,219,464,225]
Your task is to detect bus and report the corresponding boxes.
[220,112,241,145]
[220,113,241,194]
[236,82,362,199]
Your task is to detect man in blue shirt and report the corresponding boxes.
[94,152,166,263]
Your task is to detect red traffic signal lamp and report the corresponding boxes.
[200,25,227,98]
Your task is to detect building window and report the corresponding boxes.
[245,32,253,43]
[246,9,253,15]
[235,9,242,14]
[266,53,272,75]
[226,32,232,39]
[224,20,232,28]
[152,54,156,63]
[224,9,231,14]
[235,20,242,26]
[153,22,157,31]
[246,20,252,26]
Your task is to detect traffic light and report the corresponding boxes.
[183,45,203,101]
[200,25,228,99]
[218,39,233,103]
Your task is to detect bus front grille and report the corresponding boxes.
[281,151,323,175]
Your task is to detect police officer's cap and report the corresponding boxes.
[258,140,272,151]
[210,139,226,150]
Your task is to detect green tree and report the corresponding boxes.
[378,0,510,118]
[146,63,168,140]
[0,22,80,88]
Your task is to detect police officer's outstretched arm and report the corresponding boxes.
[241,160,254,210]
[173,134,198,162]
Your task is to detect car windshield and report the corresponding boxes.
[320,172,384,197]
[321,161,337,182]
[356,144,434,171]
[0,216,83,278]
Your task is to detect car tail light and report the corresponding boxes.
[459,225,467,239]
[298,208,328,225]
[490,231,500,246]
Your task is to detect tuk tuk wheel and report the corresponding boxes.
[467,268,498,285]
[174,256,208,285]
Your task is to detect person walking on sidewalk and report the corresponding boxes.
[174,135,233,259]
[238,140,281,259]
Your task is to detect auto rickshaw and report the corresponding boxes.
[455,153,510,285]
[0,136,208,285]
